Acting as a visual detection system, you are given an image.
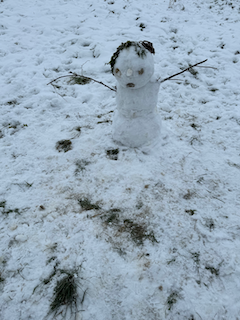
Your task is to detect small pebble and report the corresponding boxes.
[15,235,28,242]
[10,224,18,231]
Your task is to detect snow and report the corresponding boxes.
[0,0,240,319]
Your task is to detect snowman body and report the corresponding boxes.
[111,43,161,148]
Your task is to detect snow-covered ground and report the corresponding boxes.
[0,0,240,319]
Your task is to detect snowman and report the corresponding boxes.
[110,41,161,148]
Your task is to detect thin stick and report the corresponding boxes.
[47,73,116,92]
[195,66,218,70]
[160,59,208,83]
[167,78,183,81]
[84,76,116,92]
[47,75,74,85]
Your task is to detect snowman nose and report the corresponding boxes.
[126,69,133,77]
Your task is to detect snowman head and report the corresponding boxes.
[110,41,155,89]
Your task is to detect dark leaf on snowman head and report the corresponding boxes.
[140,41,155,54]
[109,41,147,74]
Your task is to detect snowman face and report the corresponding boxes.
[113,46,154,89]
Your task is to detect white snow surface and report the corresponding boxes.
[0,0,240,319]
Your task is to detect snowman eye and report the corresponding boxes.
[115,68,121,76]
[138,68,144,75]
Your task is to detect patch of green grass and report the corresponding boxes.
[139,23,146,31]
[190,136,202,146]
[136,200,144,210]
[205,265,219,276]
[116,248,127,256]
[50,272,78,317]
[56,140,72,153]
[0,201,6,209]
[167,258,176,265]
[106,148,119,160]
[6,208,20,215]
[35,265,87,319]
[78,197,101,211]
[53,68,61,73]
[46,256,57,265]
[0,201,20,215]
[75,159,90,175]
[102,208,121,225]
[74,126,81,132]
[0,120,26,136]
[191,252,200,265]
[230,117,240,125]
[188,67,198,77]
[183,190,195,200]
[190,123,200,131]
[0,272,4,283]
[7,121,21,129]
[7,99,18,106]
[25,182,33,188]
[185,209,196,216]
[170,36,177,43]
[209,87,219,92]
[48,243,58,252]
[167,291,180,311]
[196,176,204,184]
[205,218,215,231]
[101,209,158,246]
[219,43,225,49]
[121,219,158,246]
[227,161,240,169]
[68,75,91,85]
[106,212,119,224]
[12,181,33,191]
[81,42,91,47]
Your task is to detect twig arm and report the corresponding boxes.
[47,75,75,85]
[47,73,116,92]
[84,76,116,92]
[160,59,208,83]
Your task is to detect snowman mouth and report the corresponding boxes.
[126,83,135,87]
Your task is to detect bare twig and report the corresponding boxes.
[167,78,183,81]
[90,212,105,219]
[47,75,73,85]
[195,66,218,70]
[160,59,208,83]
[80,60,89,75]
[47,73,116,92]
